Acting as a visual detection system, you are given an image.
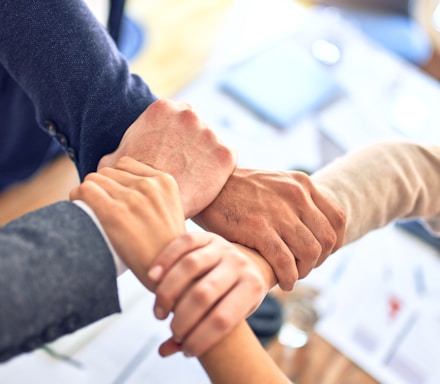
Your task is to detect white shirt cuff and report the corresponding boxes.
[73,200,128,276]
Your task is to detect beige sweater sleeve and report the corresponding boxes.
[311,141,440,245]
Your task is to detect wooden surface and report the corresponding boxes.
[126,0,234,98]
[0,1,393,382]
[267,334,378,384]
[0,155,78,226]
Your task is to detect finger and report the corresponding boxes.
[113,156,163,178]
[298,200,336,269]
[97,166,149,188]
[153,245,221,320]
[148,232,212,283]
[82,172,130,200]
[70,178,118,220]
[69,185,81,201]
[283,219,322,279]
[170,263,238,343]
[255,229,299,291]
[179,280,263,357]
[310,188,346,263]
[158,338,182,357]
[70,172,106,201]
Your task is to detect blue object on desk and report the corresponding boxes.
[247,294,283,347]
[338,9,432,65]
[396,219,440,251]
[220,40,341,128]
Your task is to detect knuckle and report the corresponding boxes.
[215,143,235,167]
[291,171,312,187]
[83,172,99,183]
[159,172,179,193]
[288,183,308,203]
[322,230,337,252]
[115,156,132,167]
[192,284,213,306]
[134,177,151,192]
[181,232,202,248]
[179,107,200,126]
[309,240,323,260]
[78,179,95,193]
[211,312,232,333]
[181,253,201,272]
[334,208,347,229]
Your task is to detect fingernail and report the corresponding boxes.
[148,265,163,282]
[154,306,168,320]
[183,350,194,358]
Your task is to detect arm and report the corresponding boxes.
[76,158,276,358]
[0,3,237,216]
[70,157,187,292]
[0,0,153,178]
[75,158,287,382]
[0,155,194,362]
[199,321,291,384]
[0,202,120,362]
[311,141,440,244]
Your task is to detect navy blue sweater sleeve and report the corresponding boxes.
[0,0,157,179]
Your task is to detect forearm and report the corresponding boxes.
[0,202,120,361]
[199,321,291,384]
[0,0,156,178]
[312,141,440,244]
[196,245,284,384]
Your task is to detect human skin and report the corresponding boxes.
[70,158,272,357]
[98,99,238,219]
[99,99,346,293]
[194,168,346,290]
[149,234,276,357]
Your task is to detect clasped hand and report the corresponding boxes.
[70,157,269,358]
[72,99,346,358]
[98,99,346,290]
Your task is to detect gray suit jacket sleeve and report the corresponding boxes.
[0,202,121,362]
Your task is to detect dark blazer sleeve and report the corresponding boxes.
[0,202,121,362]
[0,0,157,179]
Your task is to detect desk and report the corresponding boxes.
[1,0,438,383]
[267,334,378,384]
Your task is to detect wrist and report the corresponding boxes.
[233,243,277,291]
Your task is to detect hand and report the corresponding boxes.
[193,168,346,291]
[98,99,237,218]
[70,157,186,290]
[148,232,268,358]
